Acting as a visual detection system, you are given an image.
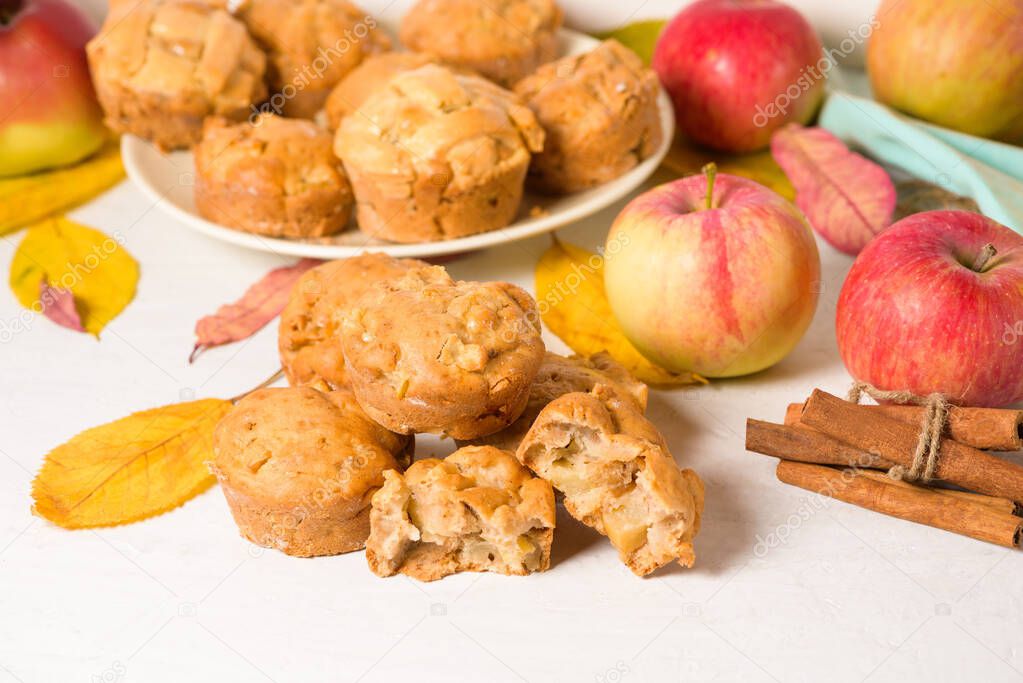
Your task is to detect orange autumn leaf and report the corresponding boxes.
[190,258,321,362]
[31,398,233,529]
[535,238,706,387]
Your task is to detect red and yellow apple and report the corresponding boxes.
[837,210,1023,408]
[0,0,107,177]
[652,0,825,153]
[604,168,821,378]
[868,0,1023,144]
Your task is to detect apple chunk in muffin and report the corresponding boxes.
[366,446,555,581]
[517,386,704,576]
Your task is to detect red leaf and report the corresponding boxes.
[190,258,320,362]
[770,124,896,255]
[39,280,85,333]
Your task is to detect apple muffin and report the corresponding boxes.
[399,0,562,87]
[514,39,664,194]
[366,445,556,581]
[234,0,390,118]
[86,0,267,151]
[517,386,704,576]
[340,264,546,439]
[335,64,545,243]
[194,114,353,238]
[466,351,649,452]
[324,52,439,129]
[209,386,413,557]
[279,254,430,390]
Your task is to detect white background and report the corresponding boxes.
[2,2,1019,682]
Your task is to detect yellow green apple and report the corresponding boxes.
[868,0,1023,144]
[0,0,107,177]
[604,167,820,378]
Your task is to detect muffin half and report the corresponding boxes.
[366,445,556,581]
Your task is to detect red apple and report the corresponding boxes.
[604,167,821,377]
[0,0,106,177]
[652,0,825,153]
[868,0,1023,145]
[837,211,1023,408]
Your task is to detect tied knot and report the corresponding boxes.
[847,381,949,483]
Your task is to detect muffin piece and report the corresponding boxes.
[517,386,704,576]
[366,445,556,581]
[86,0,267,151]
[467,351,649,452]
[194,114,353,238]
[324,52,439,129]
[340,265,546,439]
[400,0,562,87]
[514,39,663,194]
[235,0,390,118]
[209,387,413,557]
[335,64,545,243]
[279,254,430,389]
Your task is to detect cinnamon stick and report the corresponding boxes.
[776,461,1023,548]
[746,419,891,469]
[855,470,1022,517]
[801,389,1023,503]
[785,401,1023,451]
[747,418,1022,515]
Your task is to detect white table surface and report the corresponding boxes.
[2,162,1021,683]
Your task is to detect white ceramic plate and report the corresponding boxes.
[121,28,674,259]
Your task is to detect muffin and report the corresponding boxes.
[86,0,267,151]
[340,264,546,439]
[517,386,704,576]
[400,0,562,87]
[335,64,545,243]
[514,39,664,194]
[324,52,439,129]
[366,445,556,581]
[194,114,353,238]
[466,351,649,452]
[278,254,430,389]
[236,0,390,118]
[209,387,413,557]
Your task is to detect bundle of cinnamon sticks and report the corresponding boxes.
[745,389,1023,548]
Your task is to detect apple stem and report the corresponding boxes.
[702,163,718,211]
[973,243,997,272]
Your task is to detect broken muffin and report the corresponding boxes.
[210,386,413,557]
[366,445,556,581]
[466,351,649,452]
[517,386,704,576]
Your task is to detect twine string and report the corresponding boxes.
[847,381,950,483]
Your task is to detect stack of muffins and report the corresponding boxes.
[86,0,665,244]
[210,254,704,581]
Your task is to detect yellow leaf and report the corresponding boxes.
[596,20,666,65]
[663,138,796,201]
[0,140,124,236]
[9,217,139,336]
[535,238,706,387]
[31,399,233,529]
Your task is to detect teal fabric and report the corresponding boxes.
[819,91,1023,233]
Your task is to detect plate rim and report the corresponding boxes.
[121,27,675,260]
